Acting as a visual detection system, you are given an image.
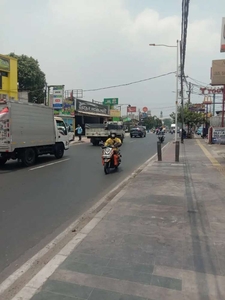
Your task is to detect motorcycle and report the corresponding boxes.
[158,132,165,143]
[101,143,121,175]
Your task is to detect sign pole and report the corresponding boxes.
[222,85,225,127]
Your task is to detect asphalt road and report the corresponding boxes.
[0,133,173,282]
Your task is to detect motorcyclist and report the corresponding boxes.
[104,131,122,164]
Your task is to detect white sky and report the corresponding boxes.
[0,0,224,117]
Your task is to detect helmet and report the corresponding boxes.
[109,131,116,139]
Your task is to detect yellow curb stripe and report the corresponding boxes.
[196,139,225,176]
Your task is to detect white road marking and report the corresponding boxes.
[29,159,70,171]
[1,142,171,300]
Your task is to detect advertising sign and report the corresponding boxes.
[0,55,10,72]
[103,98,119,106]
[221,17,225,53]
[212,127,225,144]
[142,107,148,112]
[211,60,225,85]
[76,99,109,115]
[53,86,64,109]
[110,109,121,117]
[54,98,75,116]
[127,106,137,113]
[189,103,205,112]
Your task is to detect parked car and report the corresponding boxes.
[196,127,203,135]
[130,126,146,138]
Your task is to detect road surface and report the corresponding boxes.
[0,133,173,282]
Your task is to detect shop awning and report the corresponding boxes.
[76,110,110,118]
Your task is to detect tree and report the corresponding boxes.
[170,103,205,130]
[142,116,162,130]
[163,118,172,128]
[9,53,46,103]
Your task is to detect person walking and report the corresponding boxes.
[75,124,83,141]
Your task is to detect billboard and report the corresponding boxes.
[76,99,109,115]
[127,106,137,113]
[103,98,118,105]
[221,17,225,53]
[54,98,75,116]
[211,60,225,85]
[53,86,64,109]
[110,109,121,117]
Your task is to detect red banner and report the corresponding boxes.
[127,106,137,113]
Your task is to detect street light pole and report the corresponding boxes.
[175,40,179,142]
[149,42,179,141]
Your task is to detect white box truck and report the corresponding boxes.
[85,121,125,146]
[0,100,69,166]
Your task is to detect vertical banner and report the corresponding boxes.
[53,85,64,109]
[221,17,225,52]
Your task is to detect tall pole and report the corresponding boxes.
[180,42,184,144]
[222,86,225,127]
[213,93,216,116]
[175,40,179,142]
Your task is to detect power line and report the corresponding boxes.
[188,76,211,86]
[83,71,176,92]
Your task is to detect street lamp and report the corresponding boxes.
[149,41,180,142]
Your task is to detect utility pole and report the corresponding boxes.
[180,42,184,144]
[188,82,191,104]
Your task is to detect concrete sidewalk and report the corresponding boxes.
[24,140,225,299]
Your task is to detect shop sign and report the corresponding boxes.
[76,99,109,115]
[53,86,64,109]
[212,127,225,144]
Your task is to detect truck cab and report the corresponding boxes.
[54,116,70,150]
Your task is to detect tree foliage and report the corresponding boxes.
[9,53,46,103]
[142,116,162,130]
[170,103,205,127]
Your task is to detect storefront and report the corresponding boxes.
[75,99,110,135]
[0,54,18,101]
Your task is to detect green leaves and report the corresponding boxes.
[170,103,205,127]
[9,53,46,103]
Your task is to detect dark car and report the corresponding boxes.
[130,126,146,138]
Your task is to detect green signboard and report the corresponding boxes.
[103,98,118,105]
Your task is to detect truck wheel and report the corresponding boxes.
[55,144,64,159]
[22,148,36,167]
[0,157,7,166]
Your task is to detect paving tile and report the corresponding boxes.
[108,259,154,274]
[120,195,184,207]
[153,265,183,280]
[150,275,182,291]
[60,261,105,276]
[182,270,225,297]
[88,288,149,300]
[31,291,83,300]
[155,253,183,269]
[41,280,93,299]
[64,252,110,267]
[102,267,151,285]
[88,289,121,300]
[183,240,216,257]
[183,253,221,276]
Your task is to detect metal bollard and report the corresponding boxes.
[157,141,162,161]
[175,141,180,162]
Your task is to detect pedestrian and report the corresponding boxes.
[75,124,83,141]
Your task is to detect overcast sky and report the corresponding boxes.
[1,0,224,117]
